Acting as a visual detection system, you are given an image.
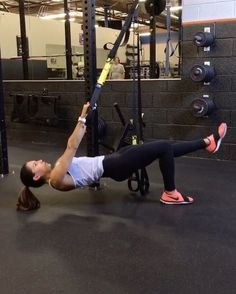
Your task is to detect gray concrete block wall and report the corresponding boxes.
[182,21,236,159]
[3,20,236,161]
[3,79,232,161]
[182,0,236,23]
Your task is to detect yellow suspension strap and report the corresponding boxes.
[87,0,139,114]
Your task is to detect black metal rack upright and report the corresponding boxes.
[82,0,139,156]
[82,0,99,157]
[64,0,73,80]
[0,51,9,175]
[18,0,29,80]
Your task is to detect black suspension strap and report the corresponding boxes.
[87,0,139,113]
[164,1,174,77]
[136,26,144,143]
[131,32,138,136]
[103,29,131,50]
[127,14,150,198]
[113,102,150,198]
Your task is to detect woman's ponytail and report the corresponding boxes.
[16,186,40,211]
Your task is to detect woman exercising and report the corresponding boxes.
[17,102,227,210]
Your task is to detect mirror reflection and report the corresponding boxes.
[0,0,181,80]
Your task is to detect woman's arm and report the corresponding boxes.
[50,102,90,187]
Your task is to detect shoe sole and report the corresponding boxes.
[160,199,194,205]
[213,123,227,153]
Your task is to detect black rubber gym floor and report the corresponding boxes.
[1,140,236,294]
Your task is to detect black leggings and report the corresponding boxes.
[102,139,206,191]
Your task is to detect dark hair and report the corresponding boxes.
[17,186,40,211]
[115,56,120,63]
[17,163,45,211]
[20,163,46,188]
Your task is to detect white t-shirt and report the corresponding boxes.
[67,156,105,188]
[109,63,125,79]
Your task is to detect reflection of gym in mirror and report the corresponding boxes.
[0,0,181,80]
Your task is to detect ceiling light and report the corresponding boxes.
[170,14,179,19]
[61,18,75,22]
[170,6,182,12]
[139,32,151,36]
[40,11,83,20]
[40,13,65,20]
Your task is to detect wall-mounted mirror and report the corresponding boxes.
[0,0,182,80]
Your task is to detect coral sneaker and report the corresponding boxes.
[206,122,227,153]
[160,190,194,205]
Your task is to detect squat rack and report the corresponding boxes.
[82,0,140,157]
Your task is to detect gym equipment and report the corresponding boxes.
[84,1,149,197]
[191,96,217,117]
[84,0,140,159]
[88,0,140,112]
[0,55,9,175]
[122,9,149,198]
[103,27,131,51]
[64,0,73,79]
[145,0,166,15]
[128,168,150,197]
[113,102,136,150]
[18,0,28,79]
[97,117,107,140]
[11,91,60,126]
[30,94,60,126]
[11,94,30,123]
[113,103,150,199]
[164,2,172,76]
[194,32,215,47]
[190,64,215,83]
[11,53,84,60]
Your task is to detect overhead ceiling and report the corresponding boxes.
[0,0,181,30]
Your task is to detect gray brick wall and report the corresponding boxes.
[3,21,236,161]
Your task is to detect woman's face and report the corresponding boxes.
[27,159,51,178]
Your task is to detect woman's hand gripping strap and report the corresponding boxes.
[78,102,90,126]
